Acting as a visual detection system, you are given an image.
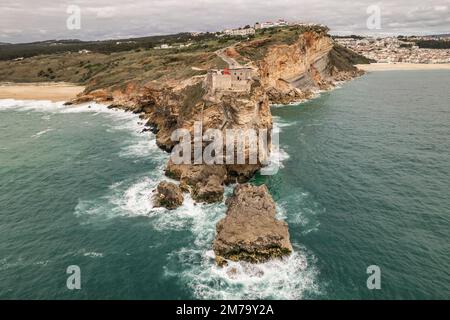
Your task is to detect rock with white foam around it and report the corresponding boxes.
[153,181,184,210]
[213,184,293,266]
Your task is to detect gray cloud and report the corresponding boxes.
[1,0,449,43]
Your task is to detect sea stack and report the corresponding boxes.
[153,181,184,210]
[213,184,293,266]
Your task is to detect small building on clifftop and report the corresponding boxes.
[206,67,253,93]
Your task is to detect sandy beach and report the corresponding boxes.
[356,63,450,72]
[0,82,84,102]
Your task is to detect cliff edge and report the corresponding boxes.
[67,26,368,264]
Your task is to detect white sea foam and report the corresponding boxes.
[270,116,292,169]
[166,246,320,300]
[277,193,323,235]
[0,257,52,270]
[5,98,320,299]
[83,252,104,258]
[0,99,157,161]
[0,99,127,119]
[60,98,320,299]
[31,128,54,138]
[118,137,160,158]
[272,116,297,132]
[266,147,290,170]
[75,175,161,221]
[113,176,159,216]
[159,184,321,299]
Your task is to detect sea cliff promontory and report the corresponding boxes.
[72,26,367,266]
[0,24,370,265]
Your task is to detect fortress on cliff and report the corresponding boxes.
[206,67,254,93]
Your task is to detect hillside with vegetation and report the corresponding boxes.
[0,24,369,94]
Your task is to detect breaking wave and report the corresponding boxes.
[31,128,54,138]
[2,99,321,299]
[0,99,156,160]
[163,186,321,300]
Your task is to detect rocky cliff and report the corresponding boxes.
[213,184,292,266]
[69,29,367,265]
[235,31,365,104]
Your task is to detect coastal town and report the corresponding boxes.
[335,36,450,64]
[154,19,450,65]
[221,19,324,36]
[155,19,327,49]
[2,1,450,303]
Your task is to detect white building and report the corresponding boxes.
[261,21,275,28]
[155,44,173,49]
[224,28,255,37]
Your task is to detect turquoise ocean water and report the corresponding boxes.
[0,70,449,299]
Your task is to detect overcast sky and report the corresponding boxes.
[1,0,449,43]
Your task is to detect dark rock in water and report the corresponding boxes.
[165,161,227,203]
[213,184,293,266]
[141,120,156,133]
[107,104,122,110]
[153,181,184,210]
[144,120,159,134]
[132,105,144,114]
[225,164,261,184]
[63,101,73,106]
[193,175,224,203]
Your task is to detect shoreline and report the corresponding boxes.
[0,82,84,102]
[356,63,450,72]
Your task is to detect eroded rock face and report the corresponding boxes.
[256,32,364,105]
[153,181,184,209]
[165,161,227,203]
[213,184,293,266]
[161,81,273,201]
[70,31,364,207]
[193,175,224,203]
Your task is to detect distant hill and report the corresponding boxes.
[428,33,450,38]
[0,24,370,95]
[0,32,217,61]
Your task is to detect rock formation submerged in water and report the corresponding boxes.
[153,181,184,210]
[69,27,368,264]
[213,184,292,266]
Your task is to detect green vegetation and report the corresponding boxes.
[0,24,369,94]
[235,25,329,62]
[329,44,375,68]
[0,34,237,92]
[180,82,206,120]
[415,40,450,49]
[0,32,226,61]
[332,35,365,40]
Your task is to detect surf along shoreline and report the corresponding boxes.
[2,62,449,101]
